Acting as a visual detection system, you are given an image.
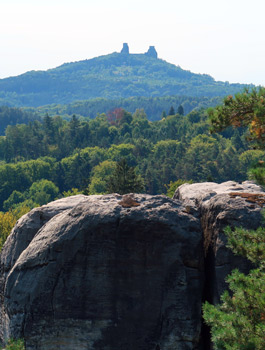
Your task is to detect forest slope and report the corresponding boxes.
[0,51,250,107]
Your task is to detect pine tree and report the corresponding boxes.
[177,104,184,115]
[208,87,265,144]
[203,88,265,349]
[107,158,144,194]
[203,225,265,350]
[168,106,175,116]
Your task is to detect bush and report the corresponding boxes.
[4,338,25,350]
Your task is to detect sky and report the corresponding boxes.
[1,0,265,86]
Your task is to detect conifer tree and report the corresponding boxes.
[203,87,265,349]
[107,158,144,194]
[203,225,265,350]
[177,104,184,115]
[168,106,175,116]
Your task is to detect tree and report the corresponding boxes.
[165,179,192,198]
[28,179,59,206]
[208,87,265,184]
[3,190,25,211]
[0,206,30,250]
[168,106,175,116]
[203,225,265,350]
[208,87,265,144]
[107,108,124,126]
[68,114,80,149]
[43,113,55,144]
[107,158,144,194]
[177,104,184,115]
[203,88,265,349]
[161,110,167,119]
[249,160,265,185]
[88,160,116,194]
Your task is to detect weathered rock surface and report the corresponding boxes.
[0,194,204,350]
[174,180,264,303]
[0,195,89,272]
[0,182,264,350]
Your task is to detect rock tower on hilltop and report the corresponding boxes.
[120,43,129,54]
[120,43,158,58]
[145,45,158,58]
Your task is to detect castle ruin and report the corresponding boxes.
[120,43,158,58]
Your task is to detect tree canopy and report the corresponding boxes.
[208,87,265,144]
[203,225,265,350]
[0,52,248,107]
[107,158,144,195]
[203,87,265,349]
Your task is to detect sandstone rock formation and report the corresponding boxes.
[0,182,264,349]
[0,194,203,350]
[174,180,264,303]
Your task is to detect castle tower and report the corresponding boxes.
[145,46,158,59]
[121,43,129,54]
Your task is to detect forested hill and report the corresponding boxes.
[0,51,250,107]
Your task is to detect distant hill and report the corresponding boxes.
[0,45,251,107]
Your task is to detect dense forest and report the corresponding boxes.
[0,104,263,214]
[0,51,250,107]
[0,106,40,135]
[0,84,265,350]
[26,94,223,121]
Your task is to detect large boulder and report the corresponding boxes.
[173,180,264,303]
[1,182,264,349]
[0,194,203,350]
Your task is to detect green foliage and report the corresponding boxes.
[203,266,265,350]
[4,338,25,350]
[28,179,59,206]
[239,150,265,173]
[177,104,184,115]
[165,179,193,198]
[0,106,39,135]
[0,206,30,250]
[204,89,265,349]
[208,87,265,185]
[168,106,175,116]
[248,161,265,185]
[62,188,82,197]
[108,158,144,195]
[3,190,25,211]
[203,224,265,350]
[3,179,59,211]
[203,223,265,350]
[0,158,56,210]
[0,107,257,210]
[46,95,223,121]
[225,225,265,265]
[88,160,116,194]
[208,87,265,144]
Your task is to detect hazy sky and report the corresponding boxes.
[1,0,265,85]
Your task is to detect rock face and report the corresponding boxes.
[0,182,264,350]
[173,180,264,303]
[0,194,203,350]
